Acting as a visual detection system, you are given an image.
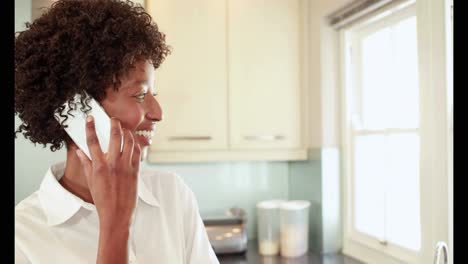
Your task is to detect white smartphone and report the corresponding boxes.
[54,93,111,160]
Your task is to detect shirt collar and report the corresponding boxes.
[38,161,160,226]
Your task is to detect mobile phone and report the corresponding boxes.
[54,93,111,160]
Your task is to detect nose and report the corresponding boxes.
[145,94,163,122]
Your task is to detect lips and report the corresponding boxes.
[135,130,154,138]
[134,129,155,146]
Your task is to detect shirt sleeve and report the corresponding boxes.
[15,241,31,264]
[179,177,220,264]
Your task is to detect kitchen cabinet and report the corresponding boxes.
[147,0,228,151]
[228,0,302,150]
[146,0,307,163]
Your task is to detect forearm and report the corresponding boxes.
[96,222,131,264]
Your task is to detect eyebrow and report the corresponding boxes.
[126,80,151,94]
[132,79,150,86]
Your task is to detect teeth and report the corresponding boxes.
[135,130,153,138]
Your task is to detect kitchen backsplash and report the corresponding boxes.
[142,161,290,240]
[145,149,339,254]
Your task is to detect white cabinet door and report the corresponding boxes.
[147,0,228,151]
[228,0,303,150]
[145,0,307,162]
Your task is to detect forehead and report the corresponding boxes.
[126,60,154,77]
[120,60,154,87]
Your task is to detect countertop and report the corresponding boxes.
[216,240,364,264]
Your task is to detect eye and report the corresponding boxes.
[134,92,147,102]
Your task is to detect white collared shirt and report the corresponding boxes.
[15,162,219,264]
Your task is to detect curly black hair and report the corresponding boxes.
[15,0,171,152]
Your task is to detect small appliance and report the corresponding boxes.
[203,207,248,254]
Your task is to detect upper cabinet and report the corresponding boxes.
[146,0,307,163]
[148,0,228,151]
[228,0,302,150]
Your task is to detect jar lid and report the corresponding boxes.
[279,200,311,210]
[256,199,286,209]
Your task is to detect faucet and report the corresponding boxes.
[434,241,448,264]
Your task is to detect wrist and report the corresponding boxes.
[99,217,132,233]
[97,220,131,264]
[99,222,130,241]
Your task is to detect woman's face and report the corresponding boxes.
[100,59,162,161]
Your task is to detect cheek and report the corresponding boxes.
[117,107,145,130]
[105,105,145,131]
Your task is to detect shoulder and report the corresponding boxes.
[141,169,187,189]
[140,169,194,202]
[15,192,47,237]
[15,192,44,221]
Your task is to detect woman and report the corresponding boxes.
[14,1,219,263]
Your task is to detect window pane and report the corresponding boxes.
[385,133,421,251]
[361,28,392,130]
[359,16,419,130]
[354,134,385,239]
[354,133,421,251]
[391,17,419,129]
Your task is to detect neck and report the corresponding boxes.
[60,144,94,204]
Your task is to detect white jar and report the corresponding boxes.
[279,200,311,257]
[256,200,286,256]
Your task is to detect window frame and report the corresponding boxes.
[340,2,422,263]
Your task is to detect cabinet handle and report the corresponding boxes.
[168,136,212,141]
[243,135,285,141]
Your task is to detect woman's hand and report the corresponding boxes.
[76,115,141,228]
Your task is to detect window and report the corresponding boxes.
[339,0,453,263]
[341,2,422,263]
[353,14,421,250]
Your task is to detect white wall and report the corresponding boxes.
[15,0,30,32]
[305,0,354,253]
[307,0,354,148]
[15,118,67,204]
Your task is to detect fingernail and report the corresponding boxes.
[86,115,93,122]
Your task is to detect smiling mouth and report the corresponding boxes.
[135,130,154,138]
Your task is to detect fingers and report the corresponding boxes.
[107,118,122,165]
[85,115,103,162]
[121,128,134,164]
[131,143,141,170]
[118,128,141,173]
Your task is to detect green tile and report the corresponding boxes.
[143,161,289,239]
